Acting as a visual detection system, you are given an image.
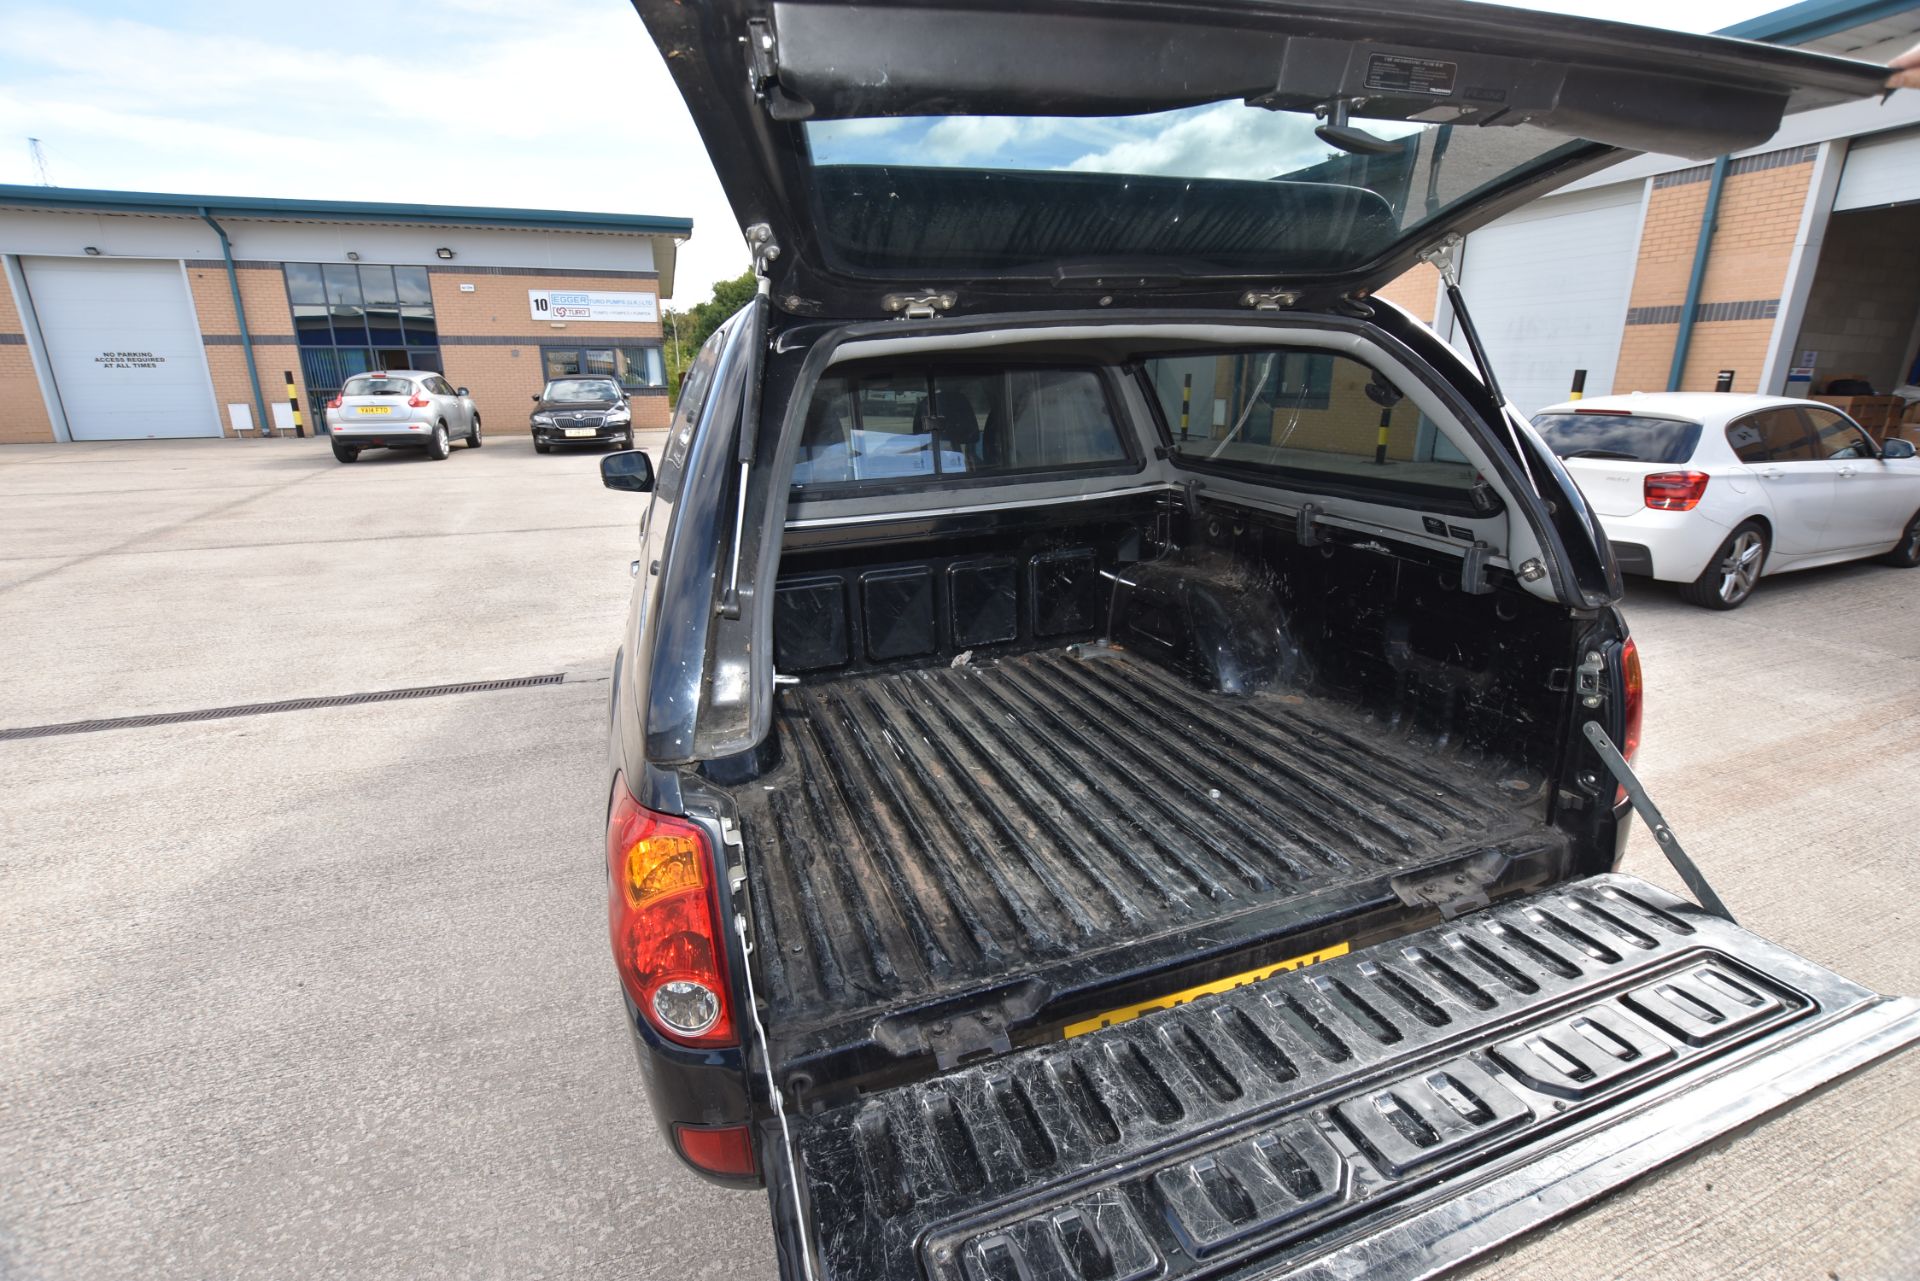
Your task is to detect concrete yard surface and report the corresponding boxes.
[2,435,1917,1280]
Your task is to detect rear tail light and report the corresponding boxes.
[1644,471,1709,511]
[1616,636,1643,806]
[407,390,431,408]
[327,395,342,409]
[673,1123,757,1178]
[606,778,735,1047]
[1620,637,1643,764]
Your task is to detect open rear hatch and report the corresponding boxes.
[768,876,1920,1280]
[634,0,1887,317]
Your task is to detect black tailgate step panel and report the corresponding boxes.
[773,876,1920,1281]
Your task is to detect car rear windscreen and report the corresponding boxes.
[1533,413,1702,465]
[343,376,415,397]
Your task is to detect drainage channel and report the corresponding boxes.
[0,673,568,742]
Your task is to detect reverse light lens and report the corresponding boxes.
[653,979,721,1036]
[606,778,735,1048]
[1644,471,1709,511]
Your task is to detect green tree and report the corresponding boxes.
[663,269,759,403]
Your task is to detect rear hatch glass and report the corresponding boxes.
[343,376,415,398]
[1534,413,1702,465]
[804,105,1573,277]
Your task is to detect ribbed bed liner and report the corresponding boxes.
[736,649,1557,1035]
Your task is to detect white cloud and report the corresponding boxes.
[1065,102,1333,180]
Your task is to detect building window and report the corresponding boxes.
[286,262,442,433]
[541,345,666,392]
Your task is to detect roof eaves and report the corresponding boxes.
[1718,0,1919,46]
[0,184,692,237]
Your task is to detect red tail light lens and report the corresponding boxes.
[1644,471,1709,511]
[407,390,431,408]
[327,395,342,409]
[1616,636,1643,807]
[606,778,735,1047]
[1620,637,1643,764]
[673,1123,757,1178]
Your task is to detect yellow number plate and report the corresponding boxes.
[357,406,392,415]
[1062,942,1350,1039]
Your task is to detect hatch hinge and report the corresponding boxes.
[1419,233,1464,287]
[882,290,957,320]
[1573,649,1606,707]
[744,17,813,122]
[1240,287,1302,311]
[744,222,781,277]
[1391,848,1512,921]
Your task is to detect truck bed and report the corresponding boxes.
[735,647,1565,1045]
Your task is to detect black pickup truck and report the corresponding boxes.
[599,4,1917,1277]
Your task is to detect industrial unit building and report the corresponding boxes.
[0,187,690,444]
[1374,2,1920,418]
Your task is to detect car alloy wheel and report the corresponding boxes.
[1717,529,1764,605]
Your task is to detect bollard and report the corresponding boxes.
[1179,373,1192,441]
[282,371,307,438]
[1569,368,1587,402]
[1715,369,1735,393]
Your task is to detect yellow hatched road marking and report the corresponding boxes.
[1062,942,1350,1039]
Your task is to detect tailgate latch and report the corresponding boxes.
[1574,650,1606,707]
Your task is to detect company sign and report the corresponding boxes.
[528,289,657,323]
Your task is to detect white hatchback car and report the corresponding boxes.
[1534,393,1920,609]
[327,370,481,463]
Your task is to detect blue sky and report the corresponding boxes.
[0,0,1803,306]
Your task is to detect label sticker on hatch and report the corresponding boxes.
[1063,942,1350,1039]
[1365,53,1458,96]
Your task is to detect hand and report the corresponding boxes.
[1891,41,1920,91]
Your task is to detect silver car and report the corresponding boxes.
[327,370,481,463]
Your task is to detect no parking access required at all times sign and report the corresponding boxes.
[528,289,657,322]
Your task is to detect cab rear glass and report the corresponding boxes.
[1533,412,1703,465]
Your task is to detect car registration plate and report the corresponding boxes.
[357,406,392,415]
[564,428,596,438]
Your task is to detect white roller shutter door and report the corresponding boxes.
[1834,127,1920,212]
[1451,184,1644,417]
[22,256,221,440]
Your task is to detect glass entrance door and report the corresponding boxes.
[287,262,442,434]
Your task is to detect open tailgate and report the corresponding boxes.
[765,874,1919,1280]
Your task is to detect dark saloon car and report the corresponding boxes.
[529,376,635,452]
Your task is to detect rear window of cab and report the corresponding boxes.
[1533,412,1703,465]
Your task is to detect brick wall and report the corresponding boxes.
[429,270,671,432]
[185,264,302,436]
[179,263,671,437]
[1372,262,1441,325]
[1614,149,1815,395]
[0,277,55,443]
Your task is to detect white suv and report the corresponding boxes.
[328,371,481,463]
